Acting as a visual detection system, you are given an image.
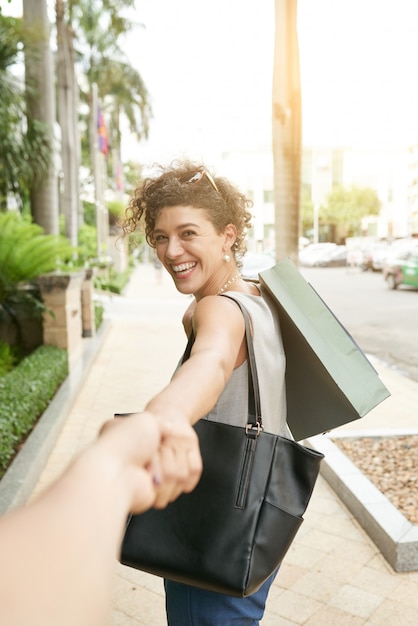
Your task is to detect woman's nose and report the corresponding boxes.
[165,237,184,259]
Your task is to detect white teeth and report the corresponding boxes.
[172,263,195,273]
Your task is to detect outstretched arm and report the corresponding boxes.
[0,414,168,626]
[140,295,246,508]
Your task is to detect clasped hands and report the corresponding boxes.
[99,412,202,514]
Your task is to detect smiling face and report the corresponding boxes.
[152,205,237,299]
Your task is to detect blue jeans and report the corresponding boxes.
[164,569,279,626]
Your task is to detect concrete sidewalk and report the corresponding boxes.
[32,264,418,625]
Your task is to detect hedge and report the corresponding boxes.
[94,266,133,295]
[0,345,68,478]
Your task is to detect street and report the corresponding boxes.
[301,266,418,382]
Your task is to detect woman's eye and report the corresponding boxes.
[154,234,168,243]
[182,230,195,238]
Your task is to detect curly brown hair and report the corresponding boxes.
[121,160,253,259]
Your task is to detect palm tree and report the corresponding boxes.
[22,0,59,235]
[272,0,302,265]
[56,0,81,246]
[75,0,151,164]
[55,0,151,246]
[0,14,51,214]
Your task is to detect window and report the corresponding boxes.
[263,189,274,203]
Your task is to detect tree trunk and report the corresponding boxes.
[23,0,59,235]
[272,0,302,265]
[56,0,81,246]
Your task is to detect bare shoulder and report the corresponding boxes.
[182,296,243,339]
[191,296,247,367]
[194,293,243,315]
[193,295,245,335]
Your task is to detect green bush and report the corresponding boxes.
[94,301,104,330]
[0,340,16,377]
[107,199,125,226]
[83,200,96,227]
[94,267,132,294]
[0,345,68,478]
[77,223,98,265]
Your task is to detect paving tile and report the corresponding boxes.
[112,575,166,625]
[367,598,418,625]
[327,536,380,566]
[267,589,323,623]
[314,554,364,584]
[274,563,308,590]
[386,578,418,609]
[295,526,345,554]
[111,609,143,626]
[353,566,402,596]
[260,613,298,625]
[290,570,341,603]
[284,543,326,570]
[307,507,368,542]
[328,584,383,619]
[304,605,365,625]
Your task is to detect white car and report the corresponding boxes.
[298,243,337,267]
[241,252,275,279]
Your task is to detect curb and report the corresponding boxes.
[308,434,418,572]
[0,320,110,515]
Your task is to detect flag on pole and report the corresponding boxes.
[115,162,123,192]
[97,105,108,156]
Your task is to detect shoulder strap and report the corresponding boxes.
[180,296,263,435]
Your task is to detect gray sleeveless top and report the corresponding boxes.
[203,288,290,439]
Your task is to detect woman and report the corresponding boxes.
[122,161,290,626]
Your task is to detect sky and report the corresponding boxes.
[120,0,418,166]
[6,0,418,166]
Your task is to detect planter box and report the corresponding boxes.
[308,434,418,572]
[36,272,84,369]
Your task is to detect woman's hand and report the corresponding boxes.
[151,413,202,509]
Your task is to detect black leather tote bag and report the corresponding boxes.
[119,298,324,597]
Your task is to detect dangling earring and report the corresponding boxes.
[223,254,231,263]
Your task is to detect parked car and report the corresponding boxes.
[311,245,348,268]
[299,243,337,267]
[346,246,371,270]
[383,246,418,289]
[381,238,418,268]
[368,241,391,271]
[370,237,418,272]
[241,252,275,279]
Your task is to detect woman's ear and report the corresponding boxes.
[223,223,237,250]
